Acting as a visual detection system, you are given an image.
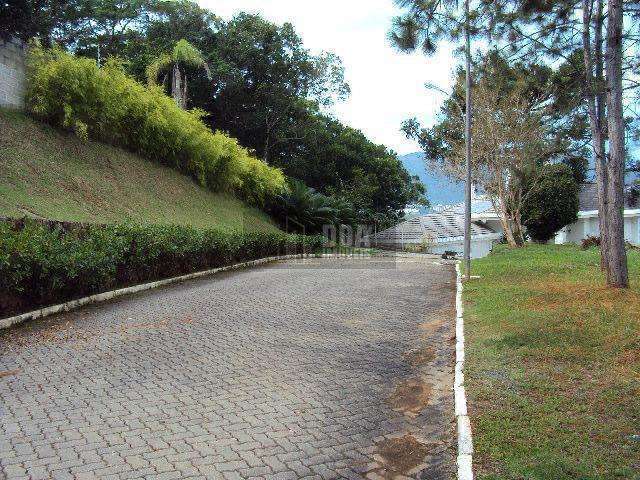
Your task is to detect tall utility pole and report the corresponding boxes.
[463,0,472,280]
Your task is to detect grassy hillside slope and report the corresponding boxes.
[0,110,278,231]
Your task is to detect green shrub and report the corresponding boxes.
[522,164,580,243]
[0,219,325,317]
[25,46,285,205]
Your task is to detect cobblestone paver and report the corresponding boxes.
[1,256,456,479]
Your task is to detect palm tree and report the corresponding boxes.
[272,180,339,233]
[146,39,211,109]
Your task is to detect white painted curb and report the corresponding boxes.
[455,262,474,480]
[1,252,382,330]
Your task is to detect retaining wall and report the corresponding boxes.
[0,37,26,109]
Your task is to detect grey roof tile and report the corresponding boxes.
[371,212,496,244]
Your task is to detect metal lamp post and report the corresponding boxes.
[463,0,472,280]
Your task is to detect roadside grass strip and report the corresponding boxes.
[463,244,640,479]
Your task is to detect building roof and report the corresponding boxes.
[370,212,497,245]
[578,183,600,210]
[579,183,639,211]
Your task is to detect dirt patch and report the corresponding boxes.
[376,434,431,477]
[389,378,432,414]
[419,306,454,339]
[418,320,440,338]
[403,346,435,367]
[0,369,20,378]
[525,279,640,315]
[2,319,97,350]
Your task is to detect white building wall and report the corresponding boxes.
[556,212,640,245]
[625,216,639,244]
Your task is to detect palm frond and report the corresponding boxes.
[145,53,172,86]
[173,39,205,68]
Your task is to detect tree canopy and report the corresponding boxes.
[0,0,425,228]
[403,50,590,184]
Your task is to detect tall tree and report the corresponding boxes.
[604,0,628,287]
[206,13,350,165]
[0,0,85,44]
[406,77,552,246]
[146,39,210,109]
[484,0,637,286]
[582,0,609,272]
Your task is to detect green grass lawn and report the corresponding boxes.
[465,244,640,479]
[0,109,278,232]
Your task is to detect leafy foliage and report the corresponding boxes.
[267,180,357,234]
[124,7,424,225]
[146,39,210,108]
[403,50,590,183]
[25,45,285,205]
[6,1,426,225]
[0,0,84,44]
[389,0,470,56]
[581,235,601,250]
[522,164,579,243]
[0,219,325,317]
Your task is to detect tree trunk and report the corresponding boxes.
[604,0,629,288]
[182,74,188,109]
[171,63,185,109]
[512,209,525,246]
[493,195,518,247]
[583,0,610,274]
[263,133,271,164]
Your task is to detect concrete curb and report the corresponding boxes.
[1,252,371,330]
[1,251,437,330]
[455,262,474,480]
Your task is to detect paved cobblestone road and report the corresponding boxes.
[1,256,456,480]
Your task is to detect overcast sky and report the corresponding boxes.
[198,0,457,155]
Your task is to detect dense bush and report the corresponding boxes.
[0,219,325,317]
[522,164,580,243]
[581,235,601,250]
[25,46,285,205]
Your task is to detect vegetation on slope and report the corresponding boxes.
[0,109,277,232]
[465,244,639,479]
[2,2,426,227]
[26,46,285,205]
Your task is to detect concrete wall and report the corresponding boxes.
[0,37,26,109]
[429,238,497,259]
[370,236,499,258]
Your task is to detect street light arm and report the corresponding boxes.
[423,82,465,120]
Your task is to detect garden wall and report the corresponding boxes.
[0,37,26,109]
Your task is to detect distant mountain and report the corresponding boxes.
[400,152,464,211]
[401,151,638,215]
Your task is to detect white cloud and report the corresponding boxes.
[197,0,458,154]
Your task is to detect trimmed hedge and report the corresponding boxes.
[25,46,285,205]
[0,219,325,318]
